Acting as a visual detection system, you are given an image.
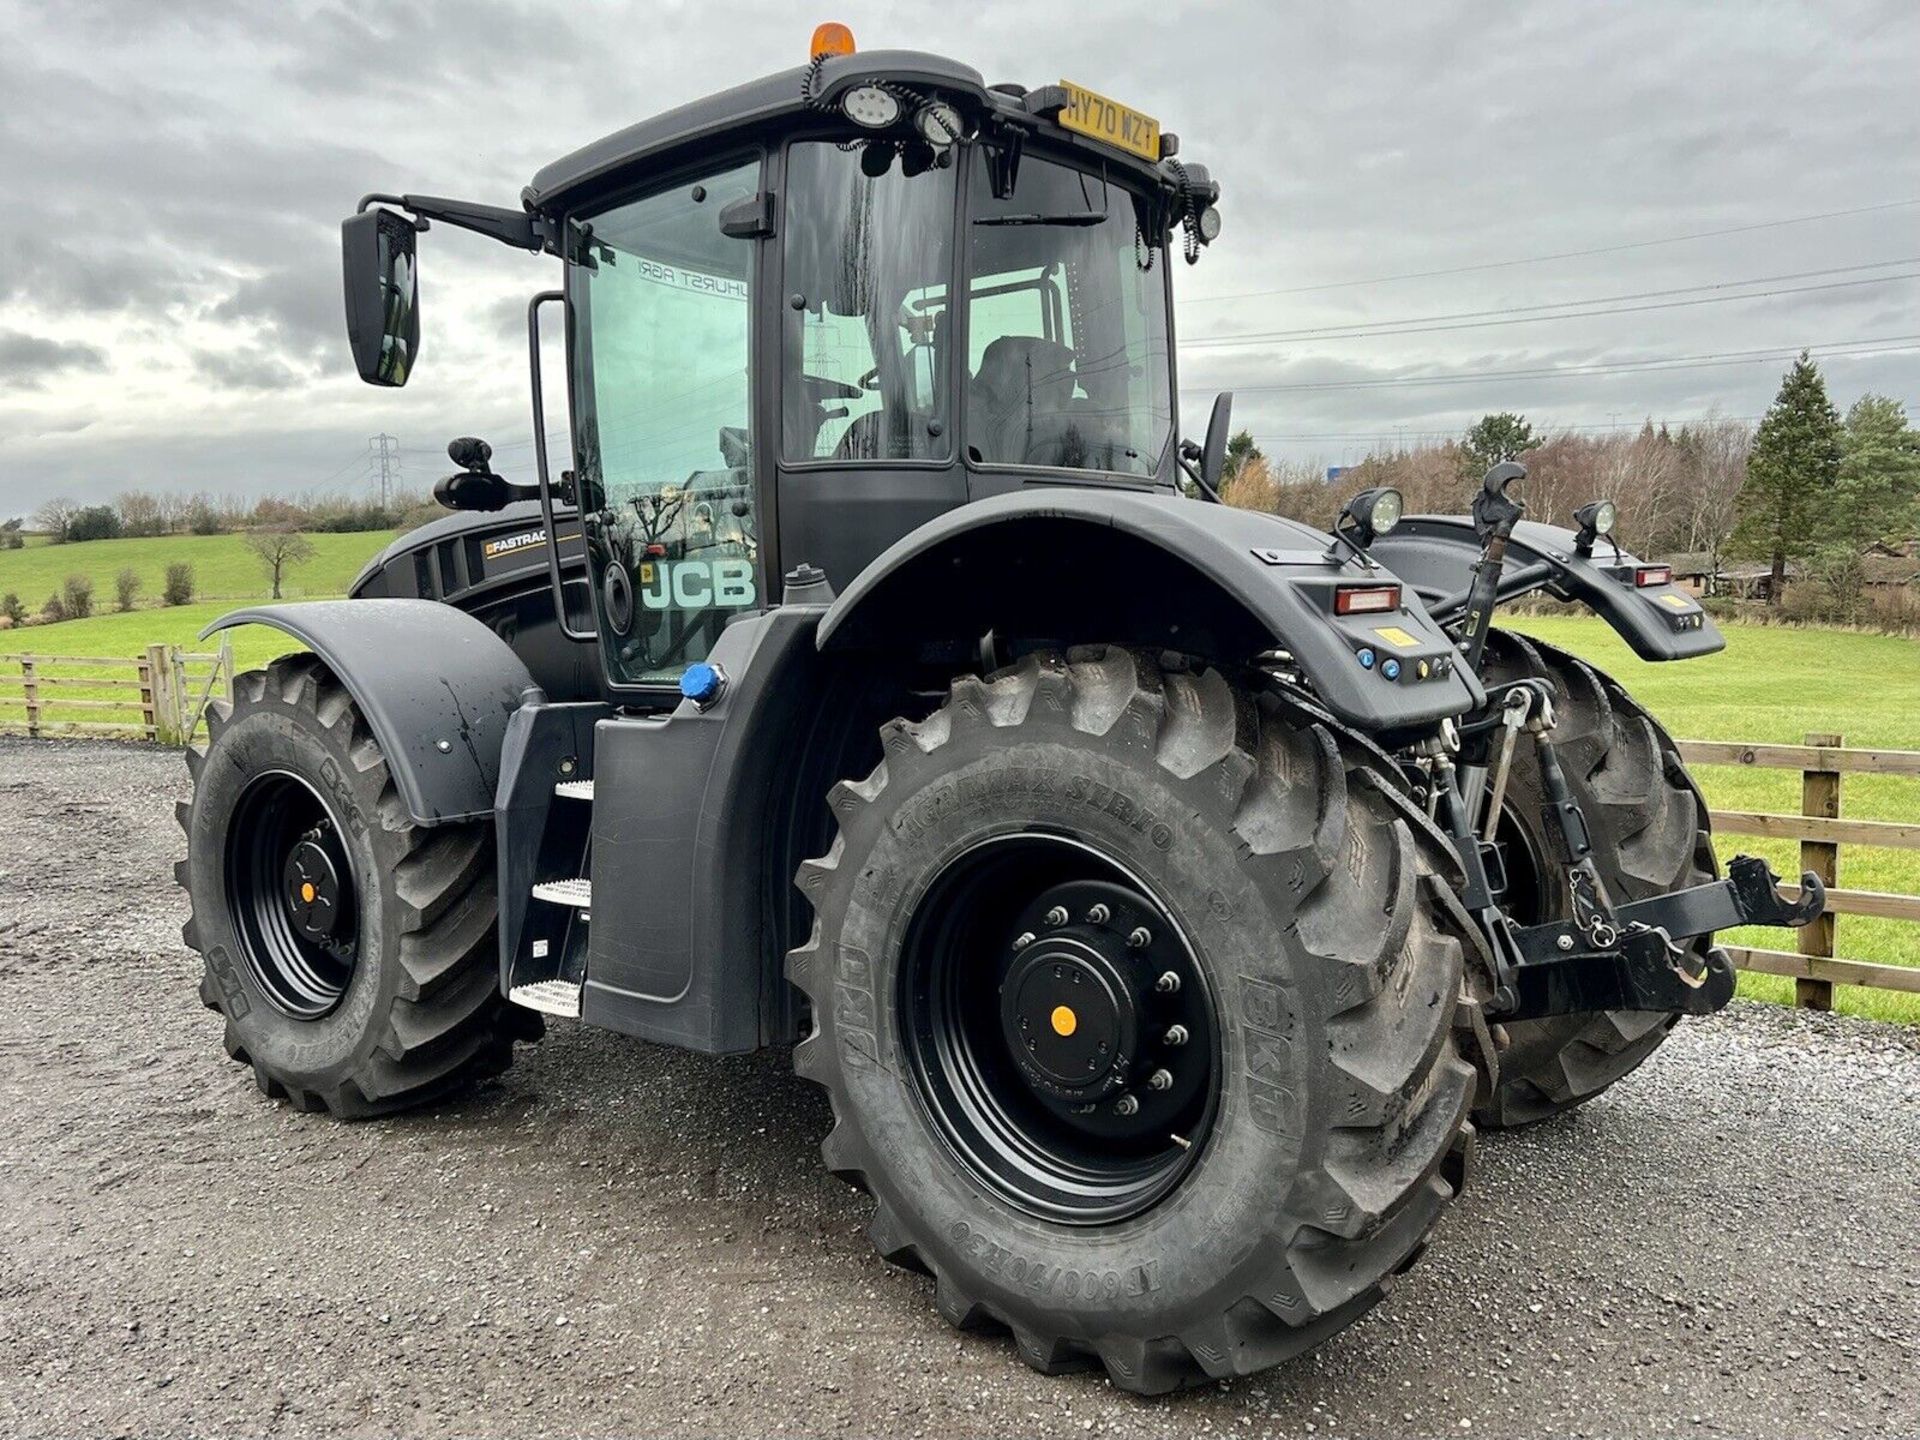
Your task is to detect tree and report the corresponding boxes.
[1461,413,1537,478]
[66,505,122,543]
[33,496,79,542]
[0,518,21,551]
[61,574,94,620]
[0,593,24,626]
[1220,454,1278,512]
[163,562,195,607]
[1222,429,1264,482]
[1833,394,1920,549]
[1730,352,1842,603]
[114,567,142,612]
[1673,414,1750,579]
[243,527,317,599]
[114,490,167,538]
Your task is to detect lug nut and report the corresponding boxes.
[1012,931,1036,951]
[1045,905,1069,927]
[1164,1024,1189,1046]
[1155,971,1181,994]
[1147,1068,1173,1091]
[1128,927,1152,949]
[1113,1094,1139,1117]
[1086,903,1110,925]
[1556,932,1576,952]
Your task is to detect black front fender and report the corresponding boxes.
[202,599,536,825]
[816,489,1484,733]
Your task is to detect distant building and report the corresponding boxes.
[1326,466,1353,483]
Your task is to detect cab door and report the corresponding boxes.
[772,140,967,591]
[567,156,767,694]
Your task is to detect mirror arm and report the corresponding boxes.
[357,192,552,253]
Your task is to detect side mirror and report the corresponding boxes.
[1201,391,1233,492]
[341,208,420,386]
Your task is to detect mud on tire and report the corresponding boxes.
[1474,631,1718,1129]
[177,654,538,1117]
[788,648,1485,1393]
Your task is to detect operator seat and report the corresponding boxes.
[969,336,1080,466]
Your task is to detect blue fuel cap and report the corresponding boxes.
[680,662,726,707]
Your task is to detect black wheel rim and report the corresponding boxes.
[223,770,360,1019]
[898,833,1221,1225]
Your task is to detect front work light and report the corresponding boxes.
[1342,486,1404,546]
[1572,498,1618,555]
[915,100,964,146]
[842,84,902,128]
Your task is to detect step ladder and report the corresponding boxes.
[510,778,596,1019]
[508,980,582,1018]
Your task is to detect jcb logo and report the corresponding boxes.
[639,559,756,611]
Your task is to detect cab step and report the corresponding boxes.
[555,779,594,801]
[531,878,592,910]
[508,980,583,1018]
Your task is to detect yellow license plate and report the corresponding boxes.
[1056,80,1162,162]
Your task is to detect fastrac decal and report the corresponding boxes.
[482,527,549,562]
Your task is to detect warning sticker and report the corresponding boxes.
[1371,625,1423,650]
[1657,593,1694,610]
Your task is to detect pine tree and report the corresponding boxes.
[1460,413,1537,479]
[1833,393,1920,549]
[1730,352,1841,603]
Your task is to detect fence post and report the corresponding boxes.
[21,656,39,738]
[1797,731,1841,1011]
[146,644,183,744]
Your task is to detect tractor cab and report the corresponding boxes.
[341,37,1221,701]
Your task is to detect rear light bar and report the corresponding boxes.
[1334,584,1402,616]
[1634,565,1672,588]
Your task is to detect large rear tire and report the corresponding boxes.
[789,648,1483,1393]
[177,654,538,1117]
[1473,631,1717,1129]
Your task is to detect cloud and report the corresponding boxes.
[0,330,110,385]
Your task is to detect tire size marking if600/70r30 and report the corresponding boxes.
[947,1220,1161,1301]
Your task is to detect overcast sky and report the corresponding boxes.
[2,0,1917,515]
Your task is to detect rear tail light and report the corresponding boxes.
[1634,565,1672,588]
[1334,584,1401,616]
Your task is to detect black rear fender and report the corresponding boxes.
[816,489,1483,733]
[1368,517,1723,661]
[201,599,537,825]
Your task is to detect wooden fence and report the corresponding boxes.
[0,639,234,745]
[1676,734,1920,1008]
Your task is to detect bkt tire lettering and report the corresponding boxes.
[639,558,757,611]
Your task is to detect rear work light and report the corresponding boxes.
[1634,565,1672,588]
[1333,584,1401,616]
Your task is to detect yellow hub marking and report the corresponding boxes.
[1049,1005,1078,1038]
[300,882,316,904]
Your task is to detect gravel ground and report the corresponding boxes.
[1,736,1915,1439]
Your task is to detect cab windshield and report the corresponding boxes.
[779,142,1173,479]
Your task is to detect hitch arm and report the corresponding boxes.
[1614,854,1826,941]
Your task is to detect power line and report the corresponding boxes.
[1180,198,1920,304]
[1182,270,1920,347]
[1182,335,1920,394]
[1190,258,1920,344]
[1251,415,1769,445]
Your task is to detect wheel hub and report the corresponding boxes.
[283,832,345,943]
[1001,933,1137,1099]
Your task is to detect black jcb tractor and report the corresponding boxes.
[177,28,1822,1393]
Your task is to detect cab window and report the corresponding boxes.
[781,142,956,462]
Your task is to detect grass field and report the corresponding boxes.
[0,530,398,608]
[5,599,1915,1022]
